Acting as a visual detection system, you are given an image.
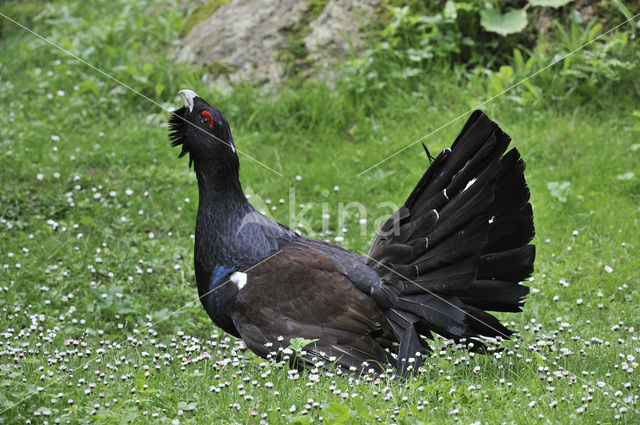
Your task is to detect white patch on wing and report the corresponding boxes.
[463,178,477,192]
[230,271,247,290]
[443,188,449,200]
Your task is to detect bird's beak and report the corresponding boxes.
[178,89,198,113]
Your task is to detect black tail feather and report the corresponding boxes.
[397,324,428,375]
[483,203,534,253]
[477,245,535,282]
[368,111,535,368]
[453,279,530,312]
[409,217,489,265]
[386,307,421,333]
[394,294,468,338]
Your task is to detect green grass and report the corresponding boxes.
[1,0,639,423]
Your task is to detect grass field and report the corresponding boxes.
[1,0,639,423]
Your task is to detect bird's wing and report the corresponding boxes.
[230,240,392,372]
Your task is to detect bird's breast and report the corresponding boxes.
[194,261,241,337]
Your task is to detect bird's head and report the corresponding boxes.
[169,89,238,169]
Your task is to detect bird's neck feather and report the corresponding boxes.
[193,159,252,272]
[192,159,251,335]
[194,159,244,207]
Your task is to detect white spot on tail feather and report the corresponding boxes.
[463,178,477,192]
[443,189,449,200]
[230,271,247,290]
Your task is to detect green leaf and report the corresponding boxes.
[0,391,9,409]
[134,372,146,392]
[323,402,352,422]
[530,0,573,8]
[480,9,527,36]
[79,215,98,229]
[489,73,503,92]
[288,337,318,352]
[290,418,311,425]
[522,80,540,99]
[617,172,634,180]
[499,65,514,81]
[547,181,571,203]
[443,1,457,19]
[76,80,101,97]
[611,0,633,20]
[513,48,525,70]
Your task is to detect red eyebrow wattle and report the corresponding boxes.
[201,111,214,129]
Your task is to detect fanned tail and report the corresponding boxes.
[368,111,535,372]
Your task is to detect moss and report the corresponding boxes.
[181,0,230,37]
[277,0,330,80]
[206,59,237,79]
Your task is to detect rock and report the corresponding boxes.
[175,0,309,85]
[304,0,377,62]
[175,0,379,86]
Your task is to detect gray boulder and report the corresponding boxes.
[175,0,378,86]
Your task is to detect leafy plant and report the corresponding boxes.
[322,399,376,424]
[288,337,318,352]
[617,172,635,181]
[480,8,527,37]
[478,1,575,37]
[530,0,573,7]
[547,181,571,202]
[473,11,639,107]
[610,0,634,20]
[346,1,495,94]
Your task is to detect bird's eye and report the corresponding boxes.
[201,111,214,130]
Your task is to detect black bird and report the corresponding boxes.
[169,89,535,374]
